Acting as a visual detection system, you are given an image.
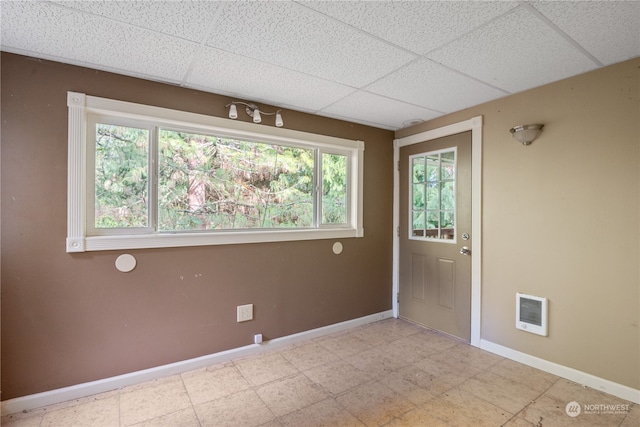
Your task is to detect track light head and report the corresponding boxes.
[225,101,284,127]
[228,103,238,119]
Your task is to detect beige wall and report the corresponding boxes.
[0,53,394,399]
[397,58,640,390]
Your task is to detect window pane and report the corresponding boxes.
[412,157,425,183]
[426,183,439,210]
[412,184,425,209]
[322,153,347,224]
[412,211,424,236]
[426,156,439,182]
[441,158,455,180]
[158,130,314,231]
[441,211,455,239]
[95,124,149,228]
[426,211,439,238]
[440,181,455,210]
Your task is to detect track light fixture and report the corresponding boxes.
[225,101,283,127]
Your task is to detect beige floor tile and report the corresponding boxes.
[416,329,462,352]
[336,381,415,426]
[544,378,632,408]
[131,407,200,427]
[412,356,474,394]
[281,341,339,371]
[432,342,504,371]
[381,334,442,363]
[368,319,425,338]
[40,394,119,427]
[259,419,284,427]
[350,322,406,346]
[541,379,632,425]
[501,416,536,426]
[303,359,372,395]
[278,398,365,427]
[120,375,192,426]
[235,353,299,386]
[621,403,640,427]
[256,374,328,417]
[373,341,425,369]
[194,389,274,427]
[459,371,542,414]
[425,352,485,381]
[317,332,372,359]
[344,346,408,379]
[1,412,46,427]
[181,363,251,405]
[381,365,438,405]
[519,395,582,426]
[519,394,628,427]
[384,407,449,427]
[489,358,559,394]
[423,388,512,426]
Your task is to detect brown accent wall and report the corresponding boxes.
[1,53,394,400]
[397,58,640,390]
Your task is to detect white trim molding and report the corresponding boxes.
[481,339,640,404]
[1,310,393,415]
[392,116,483,347]
[66,92,365,252]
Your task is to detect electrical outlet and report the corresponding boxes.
[237,304,253,322]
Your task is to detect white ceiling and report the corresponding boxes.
[1,1,639,130]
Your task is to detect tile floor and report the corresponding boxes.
[2,318,638,427]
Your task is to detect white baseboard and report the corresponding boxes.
[1,310,393,415]
[480,339,640,404]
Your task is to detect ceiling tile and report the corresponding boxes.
[427,7,598,93]
[203,1,416,87]
[367,58,509,114]
[52,0,223,42]
[186,46,356,112]
[531,1,640,65]
[1,1,197,82]
[320,92,441,130]
[302,1,517,55]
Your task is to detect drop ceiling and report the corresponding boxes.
[1,1,639,130]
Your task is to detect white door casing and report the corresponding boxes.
[393,116,482,347]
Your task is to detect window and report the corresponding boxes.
[410,148,456,241]
[67,92,364,252]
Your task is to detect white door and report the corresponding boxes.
[398,131,472,341]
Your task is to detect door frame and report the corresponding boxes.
[393,116,483,347]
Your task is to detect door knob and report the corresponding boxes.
[459,246,471,256]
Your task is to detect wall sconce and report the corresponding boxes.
[225,101,283,127]
[510,124,544,145]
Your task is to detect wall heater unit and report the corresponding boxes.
[516,293,548,336]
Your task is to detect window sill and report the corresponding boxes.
[66,228,363,252]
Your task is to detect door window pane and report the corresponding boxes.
[412,157,425,183]
[410,149,456,241]
[412,211,424,236]
[413,184,425,209]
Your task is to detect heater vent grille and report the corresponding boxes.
[516,293,548,336]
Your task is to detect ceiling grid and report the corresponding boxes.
[1,0,638,130]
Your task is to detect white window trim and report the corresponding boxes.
[66,92,364,253]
